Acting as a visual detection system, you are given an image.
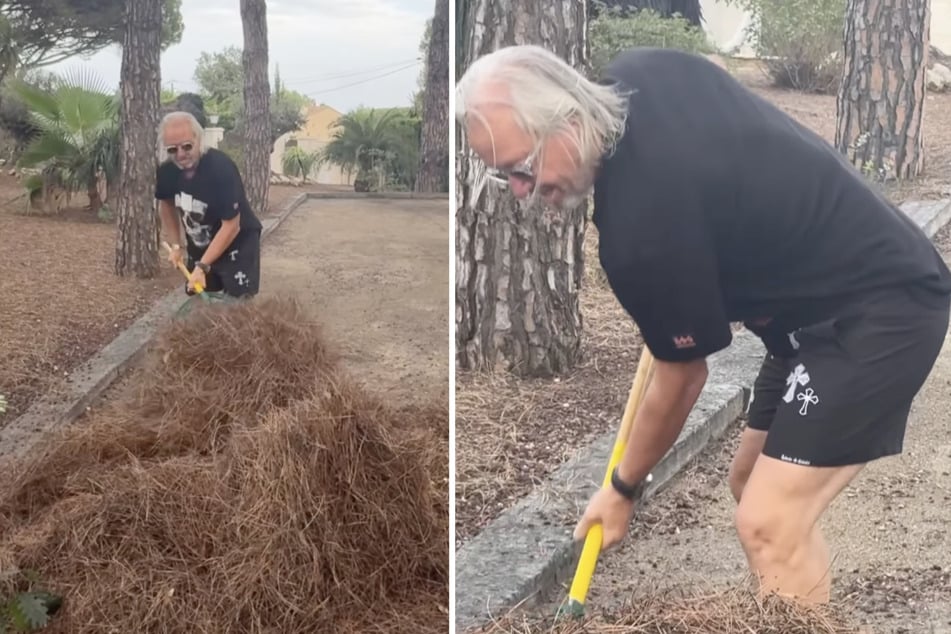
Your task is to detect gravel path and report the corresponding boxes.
[259,197,449,405]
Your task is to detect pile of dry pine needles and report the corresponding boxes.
[0,296,448,633]
[471,586,865,634]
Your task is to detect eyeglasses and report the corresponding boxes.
[166,142,194,155]
[484,148,538,187]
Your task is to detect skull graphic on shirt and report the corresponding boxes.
[175,192,212,248]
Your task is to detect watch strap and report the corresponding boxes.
[610,466,652,501]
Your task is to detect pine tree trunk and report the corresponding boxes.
[114,0,162,278]
[456,0,588,378]
[835,0,931,181]
[415,0,450,193]
[240,0,270,216]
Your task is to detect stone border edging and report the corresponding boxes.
[302,191,448,200]
[0,191,314,462]
[454,197,951,631]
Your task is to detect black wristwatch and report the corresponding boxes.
[195,261,211,273]
[611,466,653,501]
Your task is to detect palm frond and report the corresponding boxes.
[7,78,61,125]
[11,66,121,203]
[18,128,77,168]
[54,66,115,96]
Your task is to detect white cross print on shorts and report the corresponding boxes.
[782,363,810,403]
[797,387,818,415]
[783,363,819,416]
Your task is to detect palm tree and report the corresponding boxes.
[11,68,120,213]
[321,108,403,192]
[281,144,322,182]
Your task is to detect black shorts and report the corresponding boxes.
[746,284,949,467]
[186,230,261,298]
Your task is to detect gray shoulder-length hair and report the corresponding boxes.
[455,44,630,167]
[156,111,208,162]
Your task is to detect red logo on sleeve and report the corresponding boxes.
[673,335,696,349]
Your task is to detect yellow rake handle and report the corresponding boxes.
[567,347,654,611]
[162,241,205,294]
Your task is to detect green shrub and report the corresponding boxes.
[0,569,62,632]
[217,130,244,178]
[589,2,714,76]
[723,0,846,93]
[281,145,321,181]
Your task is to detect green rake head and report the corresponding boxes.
[555,599,586,620]
[174,290,239,318]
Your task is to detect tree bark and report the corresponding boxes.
[114,0,162,278]
[456,0,588,378]
[835,0,930,181]
[240,0,270,216]
[415,0,449,193]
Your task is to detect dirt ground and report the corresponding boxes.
[454,61,951,547]
[0,179,337,425]
[523,222,951,633]
[258,197,450,405]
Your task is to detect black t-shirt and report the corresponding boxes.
[155,147,263,260]
[592,48,951,363]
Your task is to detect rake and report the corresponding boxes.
[162,241,208,298]
[558,346,655,619]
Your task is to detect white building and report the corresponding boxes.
[701,0,951,57]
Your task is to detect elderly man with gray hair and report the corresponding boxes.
[456,45,951,606]
[155,111,263,299]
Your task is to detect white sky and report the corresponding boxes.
[46,0,433,113]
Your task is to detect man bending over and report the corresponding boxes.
[155,111,263,299]
[455,45,951,604]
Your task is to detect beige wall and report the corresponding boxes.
[269,103,354,186]
[701,0,755,57]
[202,127,224,150]
[935,0,951,57]
[701,0,951,57]
[300,105,345,142]
[271,132,353,186]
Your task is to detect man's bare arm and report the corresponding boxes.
[616,357,709,485]
[158,199,183,246]
[198,215,241,268]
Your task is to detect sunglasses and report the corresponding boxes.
[486,164,534,186]
[485,148,538,186]
[166,142,194,155]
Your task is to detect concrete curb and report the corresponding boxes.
[0,191,307,461]
[454,332,765,631]
[903,198,951,238]
[302,191,449,200]
[454,197,951,631]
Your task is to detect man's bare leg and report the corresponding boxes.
[734,454,864,604]
[727,427,767,502]
[803,524,833,601]
[726,427,768,592]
